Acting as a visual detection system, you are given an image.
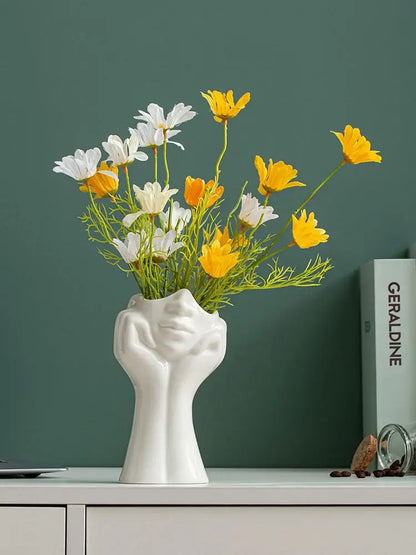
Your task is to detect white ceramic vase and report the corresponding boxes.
[114,289,227,484]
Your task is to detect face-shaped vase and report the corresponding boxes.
[115,289,227,484]
[125,288,226,363]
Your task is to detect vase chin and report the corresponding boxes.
[119,462,209,485]
[114,288,227,484]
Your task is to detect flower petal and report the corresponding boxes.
[133,151,149,161]
[98,170,119,182]
[122,211,143,228]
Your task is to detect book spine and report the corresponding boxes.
[408,244,416,258]
[360,261,377,436]
[360,259,416,437]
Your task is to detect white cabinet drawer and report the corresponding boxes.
[87,505,416,555]
[0,506,65,555]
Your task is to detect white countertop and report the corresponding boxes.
[0,468,415,505]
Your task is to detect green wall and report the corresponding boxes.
[1,0,414,468]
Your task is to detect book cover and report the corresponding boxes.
[360,259,416,437]
[408,244,416,258]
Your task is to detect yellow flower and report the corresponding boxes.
[213,226,248,248]
[213,226,232,247]
[184,176,224,208]
[199,240,239,278]
[80,162,119,200]
[201,90,250,122]
[331,125,381,165]
[291,210,329,249]
[255,155,306,196]
[204,226,247,250]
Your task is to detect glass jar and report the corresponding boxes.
[377,423,416,473]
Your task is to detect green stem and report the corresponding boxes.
[112,198,127,216]
[214,120,228,185]
[162,134,176,229]
[168,198,174,230]
[225,181,248,228]
[123,165,134,208]
[147,217,156,290]
[163,134,169,186]
[196,275,215,305]
[181,208,203,289]
[256,243,293,265]
[86,185,114,242]
[129,265,143,292]
[153,147,158,182]
[163,264,169,297]
[293,161,345,218]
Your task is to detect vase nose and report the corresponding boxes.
[165,289,196,317]
[173,289,194,303]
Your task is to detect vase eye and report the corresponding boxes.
[164,301,194,318]
[127,295,140,308]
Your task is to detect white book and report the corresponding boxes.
[360,259,416,437]
[408,244,416,258]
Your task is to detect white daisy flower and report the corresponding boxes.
[165,103,196,128]
[132,123,164,148]
[238,193,279,228]
[134,102,196,130]
[134,182,178,214]
[102,132,148,166]
[53,148,101,181]
[151,229,183,262]
[112,232,149,264]
[159,201,191,233]
[135,103,165,129]
[122,182,179,228]
[130,122,184,150]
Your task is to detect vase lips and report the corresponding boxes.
[128,288,220,319]
[159,320,194,333]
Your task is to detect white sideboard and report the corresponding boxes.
[0,506,65,555]
[1,467,416,555]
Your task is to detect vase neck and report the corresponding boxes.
[120,378,206,484]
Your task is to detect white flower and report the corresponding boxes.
[53,148,101,181]
[165,103,197,128]
[122,182,179,228]
[134,182,178,214]
[102,132,148,166]
[238,193,279,228]
[159,201,191,233]
[151,229,183,262]
[132,123,164,148]
[134,102,196,130]
[130,122,185,150]
[135,103,165,129]
[112,232,149,264]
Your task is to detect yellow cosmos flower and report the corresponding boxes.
[291,210,329,249]
[212,226,232,247]
[80,162,119,200]
[199,240,239,278]
[201,90,250,122]
[214,226,248,248]
[331,125,382,165]
[204,226,247,250]
[184,176,224,208]
[255,155,306,196]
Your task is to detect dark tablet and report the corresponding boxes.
[0,458,68,478]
